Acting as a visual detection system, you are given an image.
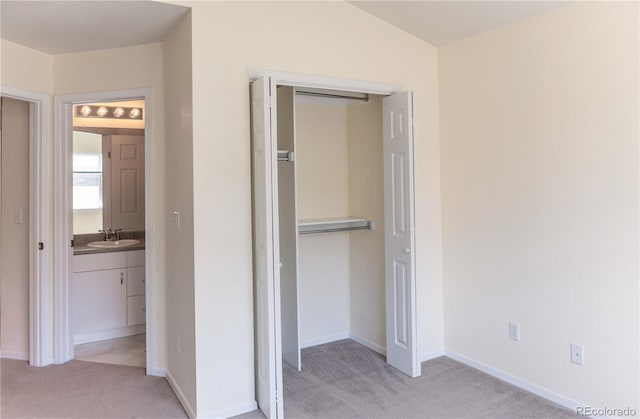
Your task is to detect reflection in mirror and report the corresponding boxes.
[72,99,145,235]
[73,131,103,234]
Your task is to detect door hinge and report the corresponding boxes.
[38,242,44,250]
[70,239,74,248]
[108,151,111,159]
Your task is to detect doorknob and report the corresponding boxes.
[404,248,411,254]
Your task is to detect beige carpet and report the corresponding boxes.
[235,339,573,419]
[1,359,187,418]
[3,339,574,419]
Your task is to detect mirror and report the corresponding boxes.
[72,100,145,235]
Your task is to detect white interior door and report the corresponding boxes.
[382,91,420,378]
[250,76,284,419]
[107,135,145,230]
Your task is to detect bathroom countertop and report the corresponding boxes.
[73,231,145,256]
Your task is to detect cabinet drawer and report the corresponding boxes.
[74,252,126,273]
[127,267,145,296]
[72,269,127,334]
[127,295,146,326]
[127,250,145,267]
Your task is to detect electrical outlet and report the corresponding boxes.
[509,322,520,341]
[570,343,584,365]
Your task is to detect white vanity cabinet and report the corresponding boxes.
[126,251,146,326]
[72,249,146,344]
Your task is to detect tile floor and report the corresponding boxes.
[74,334,146,368]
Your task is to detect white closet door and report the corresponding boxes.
[250,76,284,419]
[277,86,301,372]
[382,91,420,378]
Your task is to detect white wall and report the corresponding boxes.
[162,12,197,416]
[179,1,442,415]
[296,101,350,218]
[296,100,351,346]
[0,97,30,360]
[53,43,168,372]
[439,2,638,409]
[0,39,53,94]
[347,96,386,350]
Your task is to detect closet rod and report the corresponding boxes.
[295,91,369,102]
[299,223,372,235]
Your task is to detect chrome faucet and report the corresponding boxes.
[98,228,113,241]
[98,228,123,241]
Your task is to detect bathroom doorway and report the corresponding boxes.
[71,99,146,368]
[52,88,157,375]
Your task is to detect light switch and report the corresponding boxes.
[14,209,23,224]
[172,210,181,230]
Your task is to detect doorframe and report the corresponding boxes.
[53,88,157,374]
[0,85,52,367]
[248,69,419,414]
[248,69,401,96]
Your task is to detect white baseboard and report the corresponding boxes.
[420,348,444,362]
[74,324,145,345]
[200,401,258,419]
[166,369,196,419]
[445,350,583,411]
[0,351,29,361]
[147,367,166,377]
[349,333,386,356]
[300,332,349,349]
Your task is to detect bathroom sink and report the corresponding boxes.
[86,239,141,249]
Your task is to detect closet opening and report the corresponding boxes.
[277,86,385,372]
[250,74,419,419]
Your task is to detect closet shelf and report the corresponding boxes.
[297,217,374,235]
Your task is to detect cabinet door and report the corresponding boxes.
[74,252,126,273]
[127,266,145,296]
[72,269,127,334]
[127,295,146,326]
[127,250,145,267]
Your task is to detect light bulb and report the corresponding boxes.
[129,108,141,119]
[113,107,125,118]
[96,106,108,117]
[80,105,92,116]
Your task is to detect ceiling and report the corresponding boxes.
[348,1,570,47]
[0,1,570,55]
[0,1,189,54]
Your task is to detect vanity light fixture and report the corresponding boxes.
[80,105,92,116]
[74,105,143,120]
[96,106,109,117]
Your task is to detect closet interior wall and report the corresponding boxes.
[291,91,386,353]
